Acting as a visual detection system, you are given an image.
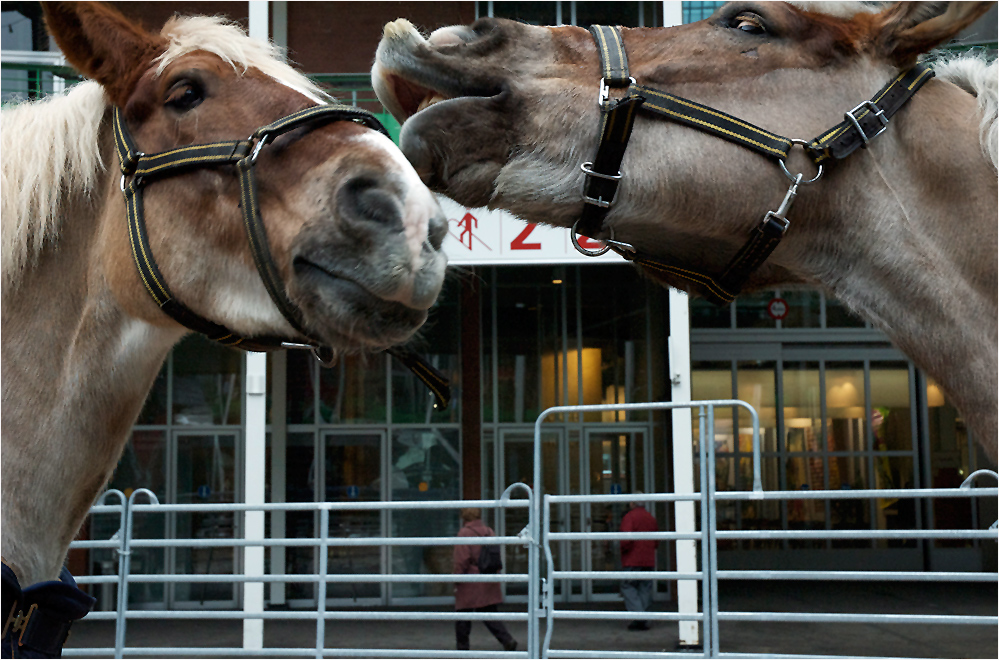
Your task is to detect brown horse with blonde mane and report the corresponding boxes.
[1,3,447,653]
[373,2,997,463]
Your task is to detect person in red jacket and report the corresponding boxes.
[619,493,658,630]
[453,508,518,651]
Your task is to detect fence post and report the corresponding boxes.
[118,489,159,658]
[316,506,329,659]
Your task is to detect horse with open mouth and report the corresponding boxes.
[372,1,997,466]
[1,2,447,655]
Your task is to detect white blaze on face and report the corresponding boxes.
[357,131,442,265]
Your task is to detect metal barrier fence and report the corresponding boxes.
[66,400,997,659]
[66,484,538,659]
[534,401,998,659]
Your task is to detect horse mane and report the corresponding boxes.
[933,56,999,170]
[1,15,329,286]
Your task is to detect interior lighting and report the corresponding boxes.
[552,279,563,284]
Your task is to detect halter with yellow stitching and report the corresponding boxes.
[114,104,451,409]
[574,25,934,305]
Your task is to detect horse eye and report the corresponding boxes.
[733,14,766,35]
[165,81,204,111]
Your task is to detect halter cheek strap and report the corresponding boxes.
[577,25,933,305]
[114,105,451,409]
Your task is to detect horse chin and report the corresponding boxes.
[290,260,430,350]
[397,94,511,206]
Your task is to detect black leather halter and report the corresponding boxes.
[576,25,934,305]
[114,104,450,409]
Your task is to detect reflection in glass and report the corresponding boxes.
[174,433,236,604]
[390,429,461,598]
[284,432,316,600]
[925,377,975,546]
[172,336,242,425]
[102,431,167,607]
[324,432,382,600]
[319,354,387,424]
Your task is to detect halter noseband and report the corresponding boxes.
[114,104,450,409]
[575,25,934,305]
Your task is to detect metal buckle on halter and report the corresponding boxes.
[580,161,622,208]
[844,100,888,146]
[598,77,637,108]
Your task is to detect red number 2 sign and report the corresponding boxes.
[510,223,542,250]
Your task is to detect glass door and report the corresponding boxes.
[497,428,564,598]
[320,431,386,604]
[582,429,649,600]
[172,431,239,607]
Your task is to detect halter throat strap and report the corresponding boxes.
[578,25,933,305]
[113,105,450,409]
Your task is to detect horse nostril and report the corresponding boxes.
[339,175,403,228]
[427,211,447,251]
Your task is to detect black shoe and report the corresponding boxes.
[504,640,518,652]
[627,620,650,631]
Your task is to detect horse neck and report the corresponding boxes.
[785,77,998,462]
[1,122,184,586]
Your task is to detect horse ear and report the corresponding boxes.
[873,2,993,67]
[41,1,165,106]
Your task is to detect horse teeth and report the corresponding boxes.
[417,94,447,112]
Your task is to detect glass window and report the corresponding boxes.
[389,428,461,598]
[925,376,975,545]
[825,297,867,328]
[319,354,387,424]
[174,433,237,604]
[574,1,642,28]
[735,290,778,329]
[780,289,822,328]
[495,266,558,423]
[171,335,242,425]
[691,298,732,328]
[492,1,557,24]
[102,431,167,607]
[392,280,460,424]
[286,349,317,424]
[136,364,168,424]
[576,267,650,422]
[682,1,725,23]
[870,363,915,541]
[324,432,382,600]
[284,432,316,600]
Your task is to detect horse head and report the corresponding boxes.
[1,1,450,591]
[373,1,998,464]
[41,1,448,353]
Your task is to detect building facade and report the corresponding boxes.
[2,1,995,611]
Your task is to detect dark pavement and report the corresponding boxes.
[67,581,998,658]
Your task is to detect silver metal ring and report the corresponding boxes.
[571,219,611,257]
[779,139,823,185]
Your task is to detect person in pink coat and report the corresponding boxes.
[453,508,518,651]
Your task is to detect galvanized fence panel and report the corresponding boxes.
[65,484,538,659]
[66,401,997,659]
[533,401,998,659]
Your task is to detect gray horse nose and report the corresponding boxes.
[338,175,404,231]
[427,209,447,251]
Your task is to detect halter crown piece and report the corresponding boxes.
[575,25,934,305]
[114,104,450,409]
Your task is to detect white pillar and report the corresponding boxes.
[243,351,267,649]
[244,5,269,649]
[662,0,683,28]
[269,352,288,606]
[662,3,696,646]
[669,287,699,647]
